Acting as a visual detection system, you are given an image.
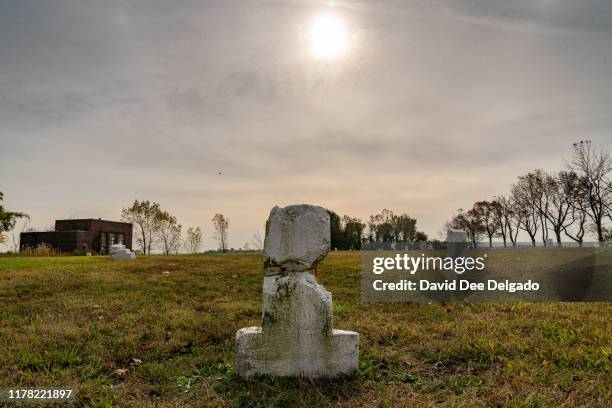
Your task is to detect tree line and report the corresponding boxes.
[9,141,609,254]
[1,193,432,254]
[120,200,232,254]
[446,142,612,247]
[327,209,427,250]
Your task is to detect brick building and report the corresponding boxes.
[20,219,133,254]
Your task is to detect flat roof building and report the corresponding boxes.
[20,219,133,254]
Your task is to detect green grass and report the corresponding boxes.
[0,252,610,407]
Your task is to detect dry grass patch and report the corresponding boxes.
[0,252,610,407]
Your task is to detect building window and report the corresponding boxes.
[100,232,108,254]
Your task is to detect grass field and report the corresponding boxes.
[0,252,610,407]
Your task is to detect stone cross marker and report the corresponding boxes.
[235,204,359,378]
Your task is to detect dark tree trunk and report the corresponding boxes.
[596,221,604,243]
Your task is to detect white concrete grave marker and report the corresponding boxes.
[110,244,136,260]
[235,204,359,378]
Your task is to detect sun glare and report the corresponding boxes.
[309,14,348,59]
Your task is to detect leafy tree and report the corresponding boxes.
[0,192,28,246]
[328,210,345,250]
[121,200,161,254]
[185,227,203,253]
[342,215,365,250]
[324,210,365,250]
[367,209,394,242]
[157,211,182,254]
[445,208,485,247]
[392,213,418,242]
[365,209,423,244]
[603,227,612,243]
[212,213,229,252]
[471,201,500,248]
[414,231,428,242]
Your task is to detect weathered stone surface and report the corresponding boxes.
[264,205,330,274]
[111,247,136,260]
[109,244,126,255]
[236,273,359,378]
[236,204,359,378]
[447,229,468,243]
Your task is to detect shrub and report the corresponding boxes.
[20,243,62,257]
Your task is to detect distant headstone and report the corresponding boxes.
[236,204,359,378]
[447,229,469,258]
[109,244,125,255]
[110,244,136,260]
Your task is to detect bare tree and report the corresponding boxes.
[10,216,30,252]
[184,227,203,254]
[606,180,612,224]
[569,141,612,243]
[511,180,540,246]
[541,171,579,246]
[249,231,264,250]
[497,195,519,247]
[563,175,589,246]
[211,214,229,252]
[490,199,507,247]
[522,170,551,245]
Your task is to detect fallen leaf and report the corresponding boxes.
[113,368,128,377]
[129,358,143,366]
[161,271,170,275]
[403,355,418,366]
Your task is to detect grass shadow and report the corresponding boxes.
[215,373,362,408]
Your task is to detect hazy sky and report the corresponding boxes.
[1,0,612,249]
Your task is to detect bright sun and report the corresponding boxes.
[309,14,348,59]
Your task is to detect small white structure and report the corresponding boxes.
[110,244,136,260]
[236,204,359,378]
[447,229,468,244]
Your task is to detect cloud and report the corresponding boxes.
[1,0,611,247]
[409,0,612,34]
